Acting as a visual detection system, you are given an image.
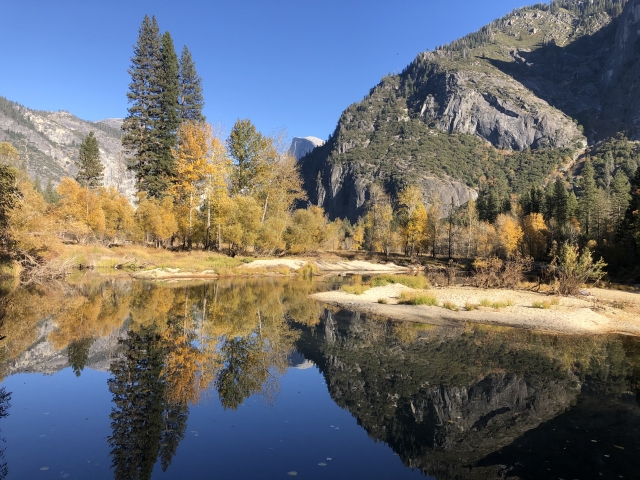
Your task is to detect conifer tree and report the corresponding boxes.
[157,32,180,184]
[76,131,104,188]
[122,15,164,198]
[43,179,59,204]
[578,160,598,237]
[552,178,569,224]
[611,169,631,227]
[178,46,205,122]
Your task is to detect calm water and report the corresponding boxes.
[0,277,638,479]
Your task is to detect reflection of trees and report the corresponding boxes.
[103,278,321,476]
[67,337,94,376]
[108,327,187,480]
[0,387,11,479]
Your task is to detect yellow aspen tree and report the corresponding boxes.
[100,187,135,243]
[397,185,427,258]
[522,213,549,260]
[495,214,524,258]
[203,134,231,250]
[56,177,105,243]
[171,121,216,249]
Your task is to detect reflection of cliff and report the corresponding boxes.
[297,309,640,479]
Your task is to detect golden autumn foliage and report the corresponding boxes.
[495,214,523,258]
[522,213,549,260]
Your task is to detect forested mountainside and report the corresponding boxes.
[0,96,134,196]
[301,0,640,222]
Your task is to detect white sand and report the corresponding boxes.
[311,285,640,336]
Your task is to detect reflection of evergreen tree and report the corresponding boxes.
[108,327,188,480]
[216,335,267,410]
[159,404,188,472]
[0,387,11,479]
[67,337,94,377]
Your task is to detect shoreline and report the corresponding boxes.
[310,284,640,336]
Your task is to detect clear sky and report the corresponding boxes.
[0,0,536,140]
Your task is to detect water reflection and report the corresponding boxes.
[0,388,10,479]
[0,277,638,479]
[296,308,640,479]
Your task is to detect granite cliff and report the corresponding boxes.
[300,0,640,222]
[0,96,135,198]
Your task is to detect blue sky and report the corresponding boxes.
[0,0,536,140]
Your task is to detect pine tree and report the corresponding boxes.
[43,178,60,204]
[611,169,631,227]
[157,32,180,186]
[578,160,598,238]
[178,46,205,122]
[122,15,164,198]
[76,131,104,188]
[553,178,569,224]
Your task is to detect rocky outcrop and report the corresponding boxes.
[288,136,324,160]
[0,97,135,199]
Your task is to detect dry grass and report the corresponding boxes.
[399,292,438,306]
[342,284,369,295]
[480,298,513,309]
[377,298,389,304]
[442,301,459,311]
[368,274,430,290]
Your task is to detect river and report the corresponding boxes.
[0,276,638,479]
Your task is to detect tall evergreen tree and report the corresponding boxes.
[578,160,598,238]
[178,46,205,122]
[76,131,104,188]
[619,167,640,250]
[122,15,164,198]
[552,178,569,225]
[611,169,631,227]
[157,32,180,184]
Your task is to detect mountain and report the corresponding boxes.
[0,96,135,197]
[300,0,640,222]
[288,136,325,160]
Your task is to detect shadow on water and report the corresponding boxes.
[0,276,638,479]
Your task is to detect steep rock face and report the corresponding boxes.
[0,97,135,199]
[601,0,640,138]
[301,1,640,222]
[288,136,324,160]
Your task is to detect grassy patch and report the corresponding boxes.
[442,301,459,311]
[301,263,319,278]
[369,274,429,290]
[399,292,438,306]
[532,301,552,309]
[342,284,369,295]
[465,302,478,311]
[377,298,389,304]
[480,298,513,309]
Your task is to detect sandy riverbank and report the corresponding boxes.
[131,258,410,279]
[311,284,640,336]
